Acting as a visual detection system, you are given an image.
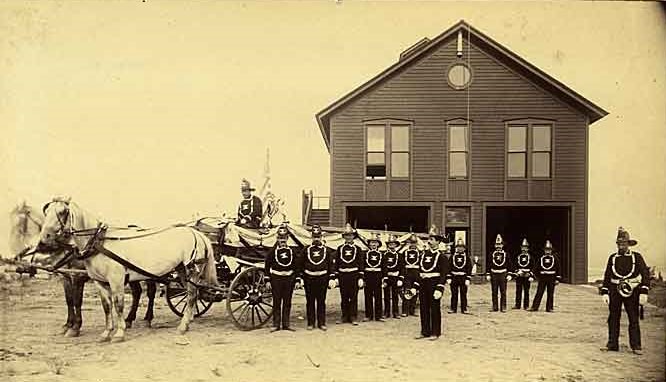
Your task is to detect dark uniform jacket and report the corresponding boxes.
[417,248,448,292]
[363,249,386,278]
[335,243,364,276]
[403,248,421,281]
[301,243,335,280]
[601,251,650,295]
[447,251,472,281]
[383,249,404,282]
[237,195,263,228]
[486,249,509,276]
[511,251,534,278]
[534,253,561,281]
[265,245,297,281]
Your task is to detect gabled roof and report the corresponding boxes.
[316,20,609,151]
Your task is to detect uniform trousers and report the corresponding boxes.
[419,278,442,337]
[304,275,328,327]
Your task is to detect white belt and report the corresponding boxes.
[387,271,399,276]
[271,269,294,276]
[491,269,507,273]
[339,267,358,273]
[451,271,467,276]
[405,265,419,269]
[305,269,328,276]
[365,267,381,272]
[420,272,441,278]
[541,270,556,275]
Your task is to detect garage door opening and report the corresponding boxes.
[346,206,430,233]
[486,206,571,282]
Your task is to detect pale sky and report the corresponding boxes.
[1,1,664,277]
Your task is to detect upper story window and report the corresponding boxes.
[507,122,552,178]
[365,120,411,180]
[448,123,469,178]
[366,125,386,179]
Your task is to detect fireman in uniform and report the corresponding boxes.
[512,238,534,310]
[529,240,561,312]
[401,233,421,317]
[383,234,404,319]
[601,227,650,355]
[447,238,472,314]
[363,233,385,322]
[236,179,263,228]
[301,224,336,331]
[415,225,448,340]
[486,234,510,312]
[264,224,299,331]
[335,223,364,325]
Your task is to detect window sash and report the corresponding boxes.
[391,125,410,152]
[531,152,551,177]
[508,152,526,178]
[391,152,409,177]
[508,125,527,152]
[449,125,468,152]
[449,152,468,178]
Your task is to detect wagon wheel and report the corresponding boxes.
[226,266,273,330]
[165,279,214,318]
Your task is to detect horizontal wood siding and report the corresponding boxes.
[448,180,469,200]
[390,180,410,200]
[366,180,387,200]
[328,34,589,281]
[530,180,552,200]
[506,180,528,200]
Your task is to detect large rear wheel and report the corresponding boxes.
[226,266,273,330]
[165,280,214,318]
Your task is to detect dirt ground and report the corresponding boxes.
[1,274,664,382]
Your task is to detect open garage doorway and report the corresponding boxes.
[485,206,571,282]
[346,206,430,233]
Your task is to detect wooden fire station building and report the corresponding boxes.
[308,20,607,283]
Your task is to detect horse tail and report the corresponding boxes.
[199,232,219,286]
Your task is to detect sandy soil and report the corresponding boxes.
[1,274,664,382]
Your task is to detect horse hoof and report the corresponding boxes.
[125,321,133,329]
[98,336,111,343]
[111,336,125,343]
[62,325,71,335]
[177,326,188,335]
[64,329,80,338]
[144,320,152,329]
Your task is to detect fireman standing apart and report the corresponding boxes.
[601,227,650,355]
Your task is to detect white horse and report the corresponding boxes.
[38,197,218,342]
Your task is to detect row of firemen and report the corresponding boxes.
[264,223,567,340]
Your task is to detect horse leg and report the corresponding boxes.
[110,277,127,342]
[176,268,195,334]
[125,281,141,329]
[65,276,86,337]
[143,281,157,328]
[62,276,75,335]
[94,280,113,342]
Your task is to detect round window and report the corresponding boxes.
[447,63,472,90]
